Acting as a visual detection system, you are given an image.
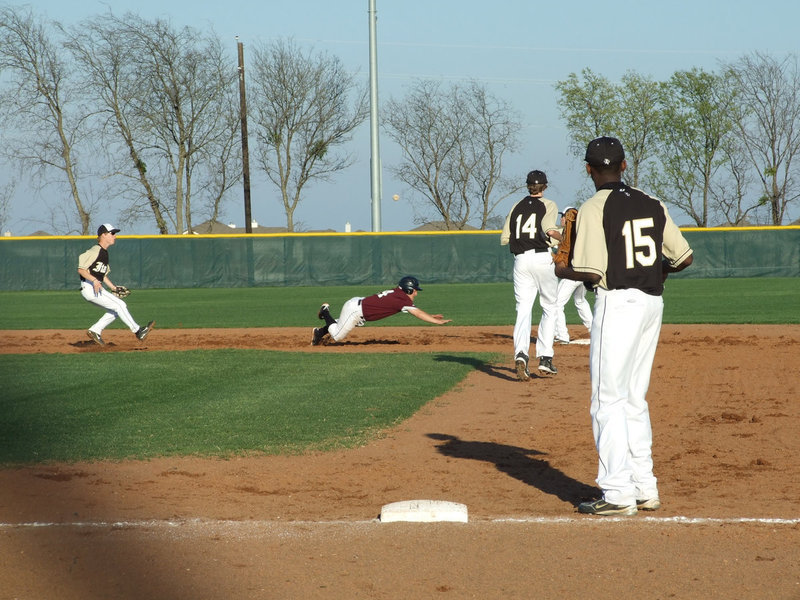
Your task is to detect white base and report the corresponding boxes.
[380,499,468,523]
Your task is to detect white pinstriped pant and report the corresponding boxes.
[80,282,140,334]
[590,287,663,506]
[512,249,559,360]
[327,297,365,342]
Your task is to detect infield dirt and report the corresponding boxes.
[1,325,799,599]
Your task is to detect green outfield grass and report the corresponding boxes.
[0,277,797,329]
[0,278,796,465]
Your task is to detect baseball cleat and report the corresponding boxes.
[538,356,558,375]
[514,352,530,381]
[578,499,637,516]
[555,337,570,345]
[87,330,105,346]
[318,303,330,320]
[636,497,661,511]
[311,327,326,346]
[136,320,155,341]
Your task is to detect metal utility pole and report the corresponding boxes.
[237,37,253,234]
[368,0,382,232]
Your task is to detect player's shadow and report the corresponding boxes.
[426,433,598,506]
[326,338,401,346]
[433,354,542,381]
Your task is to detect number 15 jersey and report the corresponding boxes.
[571,182,692,296]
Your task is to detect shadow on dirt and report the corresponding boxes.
[432,353,548,381]
[426,433,598,506]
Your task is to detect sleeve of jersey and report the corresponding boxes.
[660,202,693,266]
[570,200,607,280]
[499,206,514,246]
[542,199,560,237]
[77,246,99,271]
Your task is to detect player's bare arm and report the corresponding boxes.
[547,228,563,243]
[406,307,452,325]
[553,263,600,285]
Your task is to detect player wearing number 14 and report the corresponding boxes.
[500,170,562,380]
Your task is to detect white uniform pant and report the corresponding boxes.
[589,288,663,506]
[328,297,365,342]
[554,278,593,341]
[81,282,140,334]
[512,250,558,359]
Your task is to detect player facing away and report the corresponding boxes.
[78,223,155,346]
[555,137,693,516]
[500,169,562,380]
[311,276,451,345]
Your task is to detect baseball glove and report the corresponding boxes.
[553,207,578,269]
[111,285,131,298]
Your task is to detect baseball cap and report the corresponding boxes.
[97,223,121,235]
[526,170,548,185]
[559,206,577,216]
[584,136,625,167]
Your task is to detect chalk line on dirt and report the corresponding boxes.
[2,515,799,530]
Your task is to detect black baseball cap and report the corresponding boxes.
[97,223,121,235]
[585,137,625,167]
[526,170,547,185]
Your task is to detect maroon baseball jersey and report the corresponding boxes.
[360,287,415,321]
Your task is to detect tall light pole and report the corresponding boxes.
[237,37,252,234]
[368,0,382,232]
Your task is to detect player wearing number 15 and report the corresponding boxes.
[554,137,693,516]
[500,170,562,381]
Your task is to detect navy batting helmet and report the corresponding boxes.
[398,276,422,293]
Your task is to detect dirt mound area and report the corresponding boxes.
[2,324,799,599]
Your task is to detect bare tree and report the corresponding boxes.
[710,135,756,225]
[65,12,240,234]
[248,39,368,232]
[383,80,521,230]
[0,179,14,234]
[0,6,94,234]
[725,52,800,225]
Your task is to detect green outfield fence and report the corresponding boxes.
[0,227,798,291]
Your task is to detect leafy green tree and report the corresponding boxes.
[648,68,737,226]
[554,68,660,188]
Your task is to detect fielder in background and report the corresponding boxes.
[311,276,451,345]
[554,137,693,517]
[553,207,593,344]
[78,223,155,346]
[500,169,562,381]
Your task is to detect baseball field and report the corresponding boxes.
[1,279,799,599]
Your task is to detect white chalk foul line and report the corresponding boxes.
[1,515,799,529]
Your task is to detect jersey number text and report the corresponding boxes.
[621,218,657,268]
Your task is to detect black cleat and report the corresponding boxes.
[311,327,326,346]
[318,303,331,320]
[578,499,637,516]
[136,320,155,341]
[514,351,530,381]
[538,356,558,375]
[87,330,105,346]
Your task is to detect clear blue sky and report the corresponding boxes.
[4,0,799,234]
